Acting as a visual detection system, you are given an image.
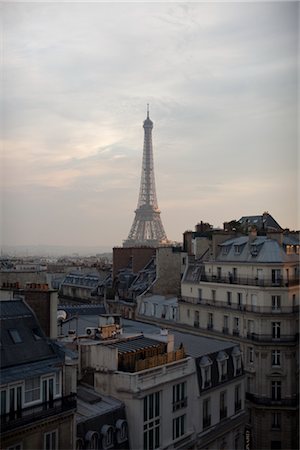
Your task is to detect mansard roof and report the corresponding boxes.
[0,299,58,370]
[217,236,299,263]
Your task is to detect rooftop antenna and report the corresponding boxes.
[147,103,149,119]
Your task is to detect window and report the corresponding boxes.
[220,391,227,420]
[25,377,40,404]
[85,432,99,450]
[199,356,212,389]
[217,351,229,382]
[223,315,229,333]
[233,317,240,335]
[172,382,187,411]
[272,322,281,339]
[272,269,281,285]
[271,441,282,449]
[211,290,216,302]
[207,313,213,330]
[271,381,281,400]
[234,385,242,412]
[250,244,258,256]
[222,246,229,255]
[8,329,22,344]
[232,347,242,376]
[143,392,160,450]
[32,328,42,340]
[172,415,185,440]
[198,289,202,301]
[233,268,237,280]
[272,350,281,367]
[237,292,242,306]
[227,292,232,305]
[234,245,241,255]
[272,296,281,311]
[7,444,23,450]
[1,389,7,415]
[44,430,58,450]
[271,412,281,429]
[116,419,128,444]
[187,309,190,319]
[217,267,222,279]
[101,425,114,449]
[55,372,61,396]
[248,347,254,364]
[202,398,211,428]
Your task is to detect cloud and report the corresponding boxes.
[1,1,298,248]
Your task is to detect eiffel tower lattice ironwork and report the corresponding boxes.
[124,106,168,247]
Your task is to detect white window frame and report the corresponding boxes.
[199,356,213,389]
[217,352,229,382]
[172,414,186,440]
[24,376,41,405]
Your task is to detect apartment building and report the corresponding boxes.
[179,228,299,449]
[68,317,246,450]
[0,299,76,450]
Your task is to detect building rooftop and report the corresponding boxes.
[0,299,57,369]
[76,384,124,422]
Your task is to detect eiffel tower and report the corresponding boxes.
[124,106,168,247]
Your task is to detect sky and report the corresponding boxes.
[1,1,299,252]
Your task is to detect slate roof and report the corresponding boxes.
[238,213,282,231]
[0,300,58,370]
[217,236,299,263]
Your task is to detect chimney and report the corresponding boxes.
[248,227,257,243]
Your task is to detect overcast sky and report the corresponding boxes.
[1,1,298,251]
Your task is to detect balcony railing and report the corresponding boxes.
[246,392,298,407]
[1,394,77,432]
[180,296,298,314]
[198,274,299,288]
[246,333,298,343]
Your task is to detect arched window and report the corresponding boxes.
[85,431,99,450]
[101,424,114,449]
[115,419,128,443]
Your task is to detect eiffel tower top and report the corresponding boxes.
[123,108,167,247]
[143,103,153,127]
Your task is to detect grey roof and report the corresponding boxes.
[1,357,61,385]
[217,236,298,263]
[61,316,234,358]
[0,300,58,369]
[76,385,124,422]
[238,213,282,231]
[62,273,100,288]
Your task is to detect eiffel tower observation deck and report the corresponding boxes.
[124,106,168,247]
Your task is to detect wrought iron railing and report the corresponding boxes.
[1,394,77,432]
[246,392,298,407]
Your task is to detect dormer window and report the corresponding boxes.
[199,356,212,389]
[232,346,242,376]
[250,244,258,256]
[222,246,229,256]
[115,419,128,444]
[217,351,229,382]
[234,245,242,255]
[101,425,114,449]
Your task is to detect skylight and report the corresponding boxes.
[8,329,22,344]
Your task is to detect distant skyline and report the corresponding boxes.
[1,1,298,249]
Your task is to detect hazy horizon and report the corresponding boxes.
[2,2,298,248]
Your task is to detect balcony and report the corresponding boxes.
[203,415,211,429]
[1,394,77,433]
[199,274,299,288]
[180,296,298,315]
[246,333,298,343]
[246,392,298,407]
[222,327,229,334]
[233,329,240,337]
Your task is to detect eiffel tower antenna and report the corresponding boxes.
[124,107,167,247]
